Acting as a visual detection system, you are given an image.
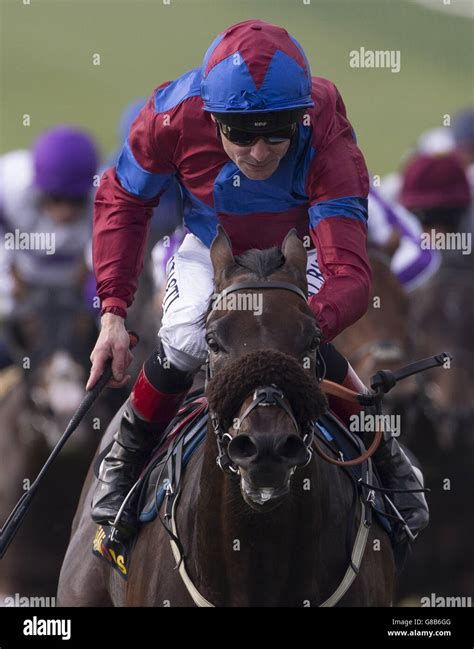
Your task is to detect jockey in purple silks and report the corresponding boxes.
[0,126,98,367]
[87,20,428,544]
[0,126,98,303]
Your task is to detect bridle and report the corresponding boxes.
[211,384,314,475]
[208,279,307,313]
[205,279,383,473]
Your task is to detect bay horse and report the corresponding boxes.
[58,230,395,606]
[334,249,411,388]
[334,248,416,418]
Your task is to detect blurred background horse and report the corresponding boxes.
[0,288,120,600]
[398,250,474,600]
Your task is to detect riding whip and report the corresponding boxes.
[0,331,139,559]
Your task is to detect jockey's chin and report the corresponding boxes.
[237,158,281,180]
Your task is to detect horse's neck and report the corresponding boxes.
[191,429,348,606]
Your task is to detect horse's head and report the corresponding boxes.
[4,286,98,429]
[205,227,327,510]
[5,286,98,369]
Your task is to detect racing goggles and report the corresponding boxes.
[217,121,297,146]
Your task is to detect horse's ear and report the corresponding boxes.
[281,229,307,287]
[210,225,235,287]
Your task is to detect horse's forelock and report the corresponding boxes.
[206,350,327,431]
[234,247,285,279]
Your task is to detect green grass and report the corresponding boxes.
[0,0,473,174]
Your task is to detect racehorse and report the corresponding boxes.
[334,248,415,414]
[58,230,395,607]
[398,250,474,600]
[0,287,117,600]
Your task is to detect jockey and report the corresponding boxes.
[453,109,474,196]
[368,188,441,291]
[0,126,98,304]
[0,126,98,366]
[399,152,471,234]
[380,109,474,223]
[88,20,428,543]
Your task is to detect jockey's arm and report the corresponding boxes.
[93,87,177,319]
[306,83,372,342]
[88,88,177,389]
[92,166,161,317]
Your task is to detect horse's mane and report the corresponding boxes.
[206,349,327,432]
[235,247,285,279]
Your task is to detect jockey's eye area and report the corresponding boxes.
[42,193,88,208]
[217,122,296,146]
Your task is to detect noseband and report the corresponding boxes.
[206,280,313,474]
[211,384,314,475]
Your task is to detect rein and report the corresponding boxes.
[316,381,382,466]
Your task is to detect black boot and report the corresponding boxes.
[323,351,430,545]
[91,398,158,535]
[373,429,429,543]
[91,344,194,536]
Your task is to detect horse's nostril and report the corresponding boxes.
[228,435,258,463]
[276,434,307,463]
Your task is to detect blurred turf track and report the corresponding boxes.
[0,0,473,174]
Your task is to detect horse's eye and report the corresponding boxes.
[206,336,220,353]
[308,335,320,352]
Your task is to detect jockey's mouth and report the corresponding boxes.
[237,159,281,181]
[242,159,274,168]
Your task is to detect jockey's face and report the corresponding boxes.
[457,142,474,167]
[41,196,87,224]
[213,117,291,180]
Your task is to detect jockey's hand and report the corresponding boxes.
[86,313,133,390]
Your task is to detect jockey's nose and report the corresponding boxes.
[228,431,309,469]
[248,138,271,162]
